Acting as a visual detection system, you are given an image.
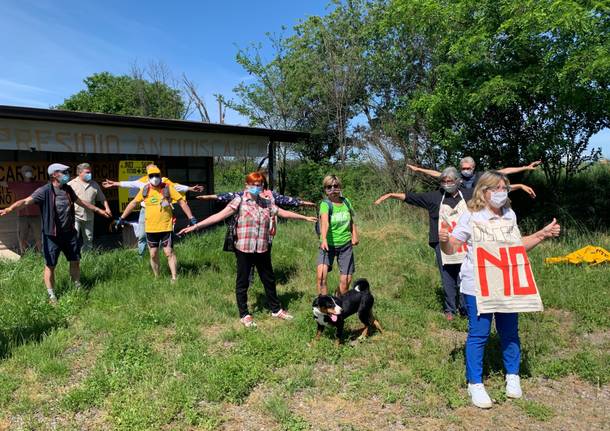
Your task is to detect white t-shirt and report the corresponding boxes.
[451,207,517,296]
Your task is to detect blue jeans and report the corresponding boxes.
[464,294,520,383]
[137,209,147,256]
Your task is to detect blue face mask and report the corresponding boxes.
[58,173,70,185]
[247,186,262,196]
[83,173,92,182]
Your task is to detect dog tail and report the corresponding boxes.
[353,278,370,293]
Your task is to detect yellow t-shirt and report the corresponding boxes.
[134,184,184,233]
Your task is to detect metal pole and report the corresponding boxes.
[268,139,275,190]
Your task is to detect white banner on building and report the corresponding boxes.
[0,118,268,158]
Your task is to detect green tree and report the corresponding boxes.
[55,71,187,119]
[411,0,610,186]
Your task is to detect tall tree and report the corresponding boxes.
[55,69,187,120]
[412,0,610,186]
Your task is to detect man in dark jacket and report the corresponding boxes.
[0,163,111,303]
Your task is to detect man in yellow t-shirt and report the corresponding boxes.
[118,165,197,282]
[102,165,203,256]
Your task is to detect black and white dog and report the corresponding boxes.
[312,278,382,344]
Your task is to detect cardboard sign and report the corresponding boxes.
[472,219,543,314]
[439,194,468,264]
[118,160,153,212]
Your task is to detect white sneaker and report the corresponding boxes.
[468,383,493,409]
[271,309,294,320]
[240,315,257,328]
[505,374,522,399]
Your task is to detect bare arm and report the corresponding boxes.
[497,160,542,175]
[177,199,195,220]
[374,192,406,205]
[319,212,330,251]
[75,198,110,218]
[522,218,560,251]
[119,199,140,220]
[195,194,219,201]
[351,222,359,246]
[178,205,236,235]
[407,164,441,178]
[0,196,34,216]
[276,207,317,222]
[509,183,536,199]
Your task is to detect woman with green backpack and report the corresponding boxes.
[316,175,358,296]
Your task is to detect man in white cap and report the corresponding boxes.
[69,163,112,251]
[0,165,45,253]
[0,163,111,303]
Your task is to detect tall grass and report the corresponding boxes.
[0,199,608,429]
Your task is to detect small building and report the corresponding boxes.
[0,105,307,254]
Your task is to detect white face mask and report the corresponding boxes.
[149,177,161,187]
[461,169,474,178]
[489,191,508,208]
[24,171,33,179]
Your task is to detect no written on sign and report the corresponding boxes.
[472,219,543,315]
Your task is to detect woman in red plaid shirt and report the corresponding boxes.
[179,171,316,328]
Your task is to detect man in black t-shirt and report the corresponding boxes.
[0,163,111,303]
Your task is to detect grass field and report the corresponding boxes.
[0,202,608,430]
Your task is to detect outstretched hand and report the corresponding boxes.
[0,208,8,217]
[521,184,536,199]
[541,218,561,239]
[178,225,197,236]
[374,194,391,205]
[189,185,204,193]
[102,179,118,189]
[406,164,420,172]
[527,160,542,170]
[304,216,317,223]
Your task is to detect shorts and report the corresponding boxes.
[146,231,173,249]
[42,231,81,267]
[317,242,355,275]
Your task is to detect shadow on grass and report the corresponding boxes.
[0,319,67,360]
[178,260,222,277]
[450,333,532,378]
[274,264,299,285]
[252,290,304,313]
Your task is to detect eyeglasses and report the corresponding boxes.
[149,174,161,179]
[325,184,341,190]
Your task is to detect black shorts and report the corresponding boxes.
[146,231,173,249]
[42,231,81,267]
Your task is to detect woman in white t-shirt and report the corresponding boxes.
[439,171,560,409]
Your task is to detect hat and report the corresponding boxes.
[20,165,34,175]
[146,165,161,175]
[47,163,70,176]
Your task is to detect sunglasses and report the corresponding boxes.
[149,174,161,179]
[325,184,341,190]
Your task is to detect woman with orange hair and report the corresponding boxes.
[179,171,316,327]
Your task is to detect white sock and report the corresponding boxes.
[47,288,56,299]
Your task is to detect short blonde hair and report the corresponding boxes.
[468,171,511,212]
[322,174,342,189]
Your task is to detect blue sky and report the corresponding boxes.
[0,0,608,156]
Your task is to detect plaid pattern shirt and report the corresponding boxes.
[228,194,279,253]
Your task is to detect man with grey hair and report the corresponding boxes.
[408,156,541,191]
[374,166,473,319]
[68,163,111,251]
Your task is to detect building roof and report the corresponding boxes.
[0,105,308,143]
